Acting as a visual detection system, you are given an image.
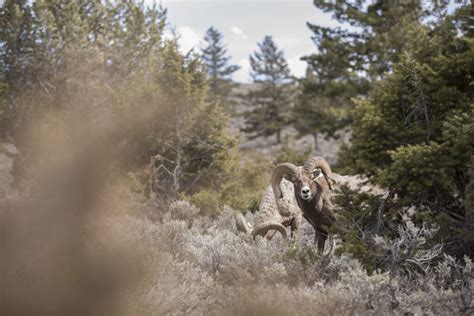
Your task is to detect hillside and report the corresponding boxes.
[229,83,351,165]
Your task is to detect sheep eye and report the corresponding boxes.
[312,168,321,179]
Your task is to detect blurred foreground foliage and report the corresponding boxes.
[0,0,250,211]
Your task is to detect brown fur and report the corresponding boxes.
[272,157,335,252]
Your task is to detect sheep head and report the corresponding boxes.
[272,157,333,202]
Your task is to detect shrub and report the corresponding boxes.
[120,204,474,315]
[165,200,200,226]
[220,153,272,212]
[186,190,222,218]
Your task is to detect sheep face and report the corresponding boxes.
[291,168,324,201]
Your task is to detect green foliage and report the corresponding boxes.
[294,0,449,151]
[243,36,293,144]
[220,153,272,212]
[284,244,319,267]
[339,4,474,257]
[333,142,355,175]
[466,157,474,214]
[187,153,273,215]
[312,0,432,80]
[0,0,167,137]
[339,98,396,175]
[379,143,449,198]
[333,185,386,273]
[293,89,350,150]
[200,26,240,103]
[113,43,240,202]
[183,103,240,192]
[186,189,222,218]
[0,0,241,213]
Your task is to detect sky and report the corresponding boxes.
[156,0,341,82]
[0,0,461,82]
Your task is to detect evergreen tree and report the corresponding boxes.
[310,0,433,81]
[0,0,37,137]
[0,0,36,93]
[0,0,167,138]
[337,3,474,258]
[293,0,443,151]
[104,1,166,77]
[145,42,238,198]
[243,35,292,144]
[0,1,239,210]
[200,27,240,101]
[293,70,354,151]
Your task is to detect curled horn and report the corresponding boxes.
[303,156,333,191]
[271,163,299,199]
[251,221,288,239]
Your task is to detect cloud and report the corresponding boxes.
[176,26,201,53]
[230,26,249,40]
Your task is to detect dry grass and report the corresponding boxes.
[120,204,473,315]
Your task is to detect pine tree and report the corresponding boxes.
[243,35,292,144]
[0,0,37,137]
[337,3,474,258]
[293,69,354,151]
[105,1,166,77]
[0,0,239,209]
[131,42,238,198]
[293,1,441,151]
[311,0,431,81]
[0,0,36,93]
[200,27,240,101]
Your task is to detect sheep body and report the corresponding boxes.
[236,157,384,252]
[235,178,302,239]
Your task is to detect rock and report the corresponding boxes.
[331,173,385,196]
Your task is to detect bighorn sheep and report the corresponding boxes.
[235,156,336,251]
[272,156,336,252]
[235,177,302,240]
